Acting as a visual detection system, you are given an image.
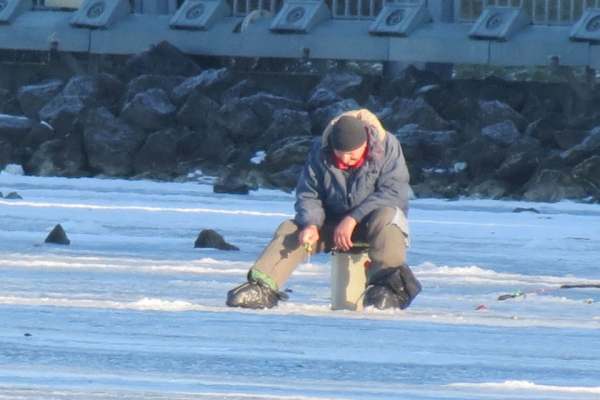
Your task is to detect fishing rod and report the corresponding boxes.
[498,284,600,301]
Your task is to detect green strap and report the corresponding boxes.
[249,269,278,291]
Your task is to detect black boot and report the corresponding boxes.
[226,278,288,309]
[364,285,408,310]
[363,265,421,310]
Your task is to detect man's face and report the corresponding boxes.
[333,142,367,167]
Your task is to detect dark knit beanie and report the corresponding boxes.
[330,116,367,152]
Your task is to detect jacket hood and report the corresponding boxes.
[321,109,386,145]
[321,109,387,163]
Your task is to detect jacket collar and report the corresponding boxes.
[332,148,368,170]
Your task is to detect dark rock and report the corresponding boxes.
[573,155,600,189]
[35,75,124,136]
[27,135,87,177]
[124,74,186,104]
[306,88,343,110]
[481,120,522,147]
[525,113,564,147]
[363,94,385,114]
[437,91,475,123]
[553,129,588,150]
[0,114,34,147]
[411,182,438,198]
[16,79,64,118]
[20,122,58,152]
[221,78,260,103]
[495,147,539,186]
[537,149,567,170]
[45,224,70,245]
[428,170,467,199]
[565,112,600,131]
[37,74,126,122]
[123,41,201,79]
[239,168,268,190]
[213,164,263,191]
[228,72,317,101]
[171,68,234,105]
[222,146,254,166]
[266,136,314,172]
[521,82,579,119]
[194,229,239,251]
[94,73,126,113]
[475,99,526,131]
[213,97,264,144]
[394,126,459,166]
[310,72,376,105]
[258,109,312,148]
[414,83,452,115]
[120,88,177,131]
[412,179,462,199]
[267,164,303,192]
[176,92,219,129]
[379,64,443,101]
[216,93,304,145]
[310,98,361,135]
[5,191,22,199]
[213,182,249,195]
[459,138,507,176]
[133,128,181,177]
[0,139,12,170]
[38,95,86,135]
[513,207,540,213]
[479,76,526,112]
[523,169,587,202]
[0,88,21,115]
[519,91,547,122]
[78,107,146,176]
[61,75,97,98]
[560,126,600,166]
[244,93,305,119]
[379,97,450,132]
[27,140,65,176]
[467,179,509,200]
[176,125,233,163]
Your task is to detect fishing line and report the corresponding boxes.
[498,284,600,300]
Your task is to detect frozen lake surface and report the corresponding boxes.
[1,171,599,399]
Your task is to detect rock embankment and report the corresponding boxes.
[1,41,598,203]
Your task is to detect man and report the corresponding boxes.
[226,109,421,310]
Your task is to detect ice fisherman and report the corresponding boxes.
[226,109,421,310]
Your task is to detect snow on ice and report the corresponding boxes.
[1,168,599,399]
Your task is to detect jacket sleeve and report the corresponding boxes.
[294,139,326,229]
[348,136,410,222]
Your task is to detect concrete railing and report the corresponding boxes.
[32,0,599,23]
[459,0,600,24]
[1,0,599,69]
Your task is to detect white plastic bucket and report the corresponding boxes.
[331,250,369,311]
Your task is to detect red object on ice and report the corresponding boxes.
[364,260,372,270]
[476,304,487,310]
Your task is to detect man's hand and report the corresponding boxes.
[298,225,319,250]
[334,216,358,251]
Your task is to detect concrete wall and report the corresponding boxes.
[0,0,597,68]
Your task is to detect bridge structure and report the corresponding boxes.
[0,0,599,71]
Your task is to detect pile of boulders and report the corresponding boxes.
[1,40,599,203]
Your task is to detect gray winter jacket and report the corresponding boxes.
[294,109,410,229]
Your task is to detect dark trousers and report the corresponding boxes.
[253,207,408,288]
